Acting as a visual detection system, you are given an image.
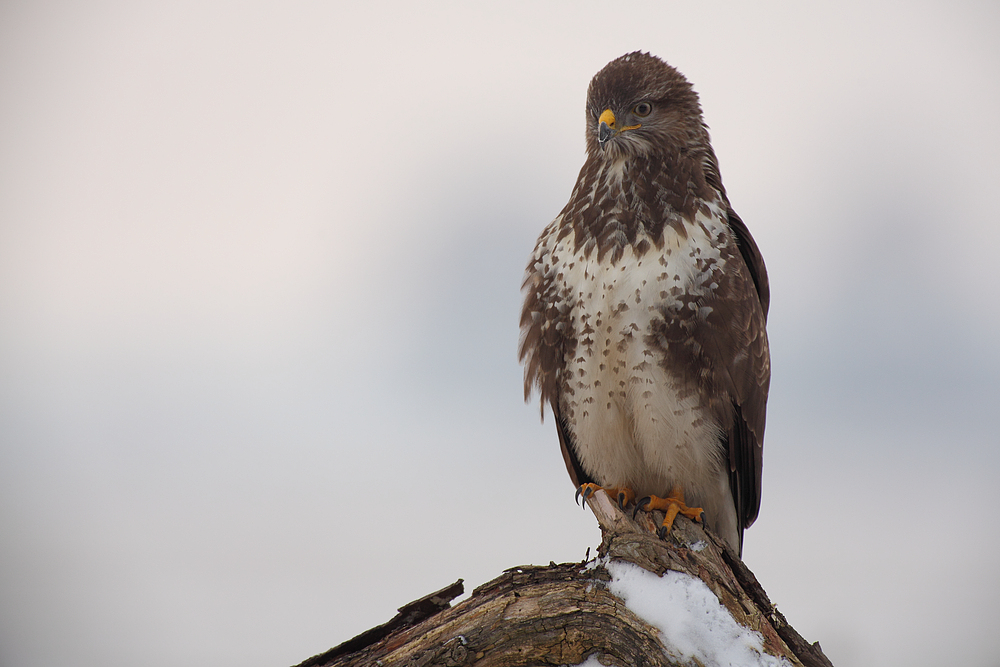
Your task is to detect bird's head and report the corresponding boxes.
[585,52,707,162]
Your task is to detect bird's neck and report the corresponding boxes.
[588,151,716,222]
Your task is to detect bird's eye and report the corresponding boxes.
[634,102,652,117]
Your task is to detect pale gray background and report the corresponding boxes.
[1,2,998,667]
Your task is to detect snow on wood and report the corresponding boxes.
[296,489,833,667]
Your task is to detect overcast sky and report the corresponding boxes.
[1,2,998,667]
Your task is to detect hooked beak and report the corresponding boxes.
[597,108,641,149]
[598,108,616,147]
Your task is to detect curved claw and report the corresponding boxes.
[656,525,669,539]
[575,487,583,507]
[633,496,652,519]
[617,491,627,511]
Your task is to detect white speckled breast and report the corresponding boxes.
[535,205,735,510]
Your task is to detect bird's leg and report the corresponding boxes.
[634,486,704,538]
[575,483,636,510]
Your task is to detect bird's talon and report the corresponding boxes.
[633,496,651,519]
[614,487,636,509]
[575,484,636,512]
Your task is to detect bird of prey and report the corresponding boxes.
[519,52,770,556]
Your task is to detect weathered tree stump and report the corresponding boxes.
[296,492,832,667]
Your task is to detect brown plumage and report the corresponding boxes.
[519,52,770,555]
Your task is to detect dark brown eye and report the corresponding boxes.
[634,102,652,117]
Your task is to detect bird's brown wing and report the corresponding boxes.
[727,208,769,318]
[519,229,593,489]
[551,399,594,489]
[725,207,770,540]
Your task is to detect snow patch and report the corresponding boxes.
[605,560,790,667]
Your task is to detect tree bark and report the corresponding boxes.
[296,492,832,667]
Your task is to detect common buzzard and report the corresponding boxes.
[519,52,770,556]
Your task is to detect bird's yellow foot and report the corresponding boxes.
[575,483,636,510]
[634,487,704,538]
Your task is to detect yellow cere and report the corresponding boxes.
[599,108,641,133]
